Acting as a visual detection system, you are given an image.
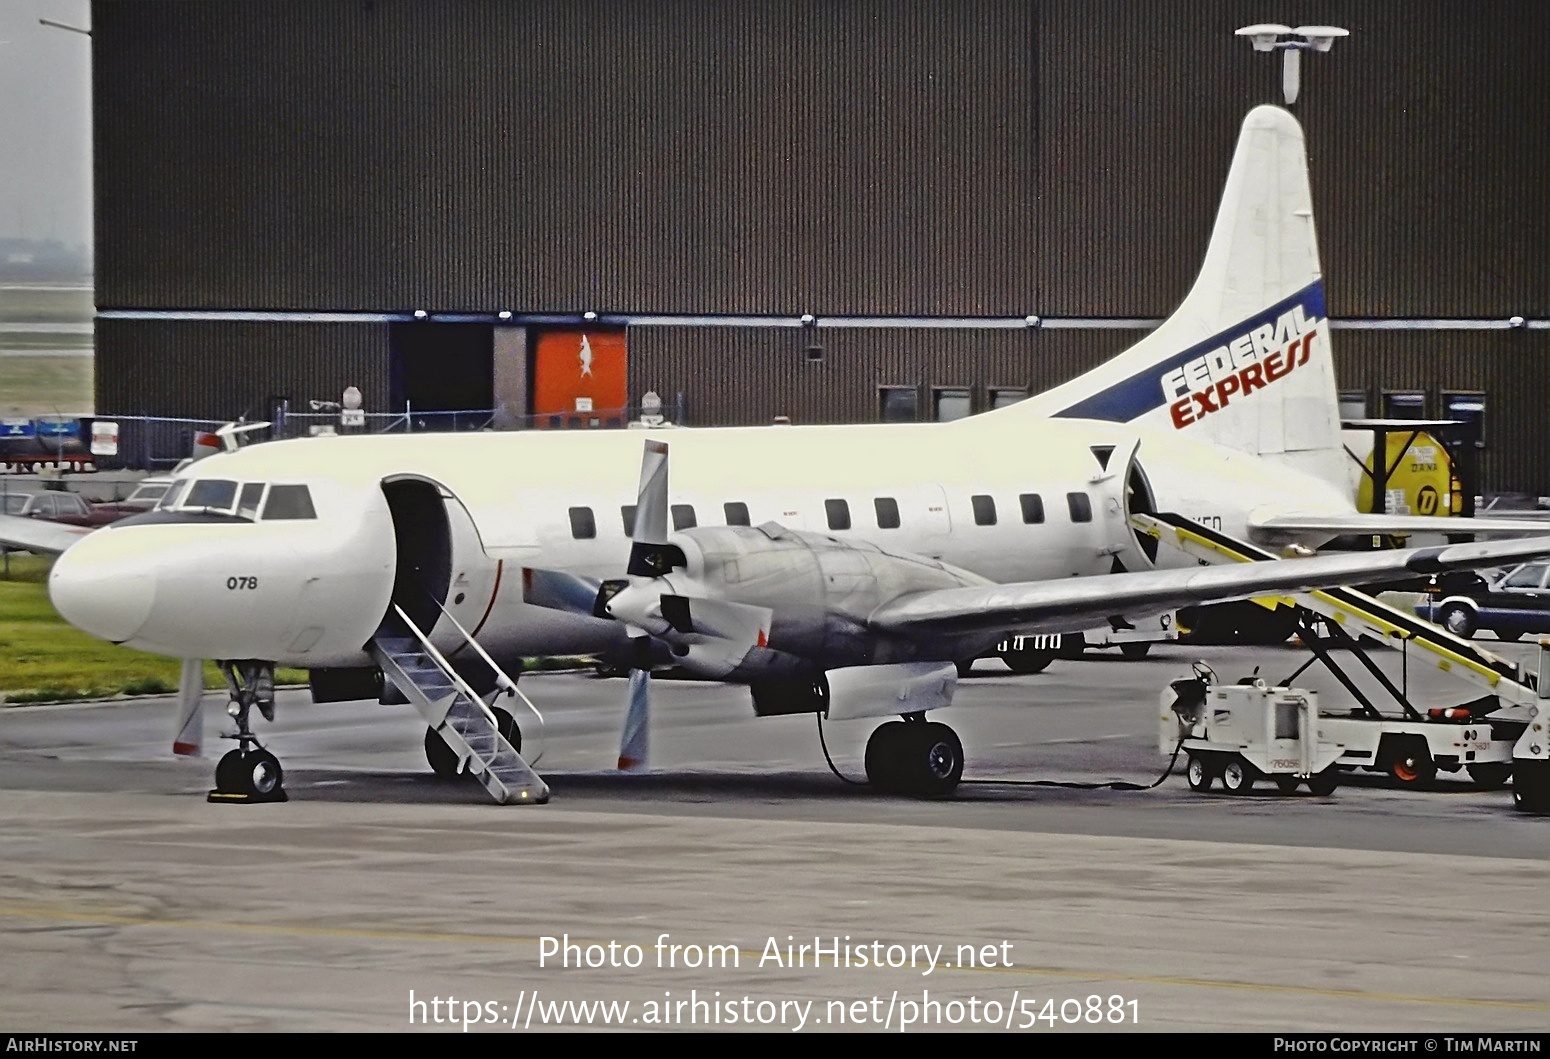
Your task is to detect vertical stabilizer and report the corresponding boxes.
[1018,106,1346,489]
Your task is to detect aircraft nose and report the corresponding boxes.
[49,542,157,644]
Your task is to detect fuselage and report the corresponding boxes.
[47,409,1356,668]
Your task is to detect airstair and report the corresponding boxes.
[1134,512,1538,705]
[371,604,549,805]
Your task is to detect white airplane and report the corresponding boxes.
[40,105,1550,803]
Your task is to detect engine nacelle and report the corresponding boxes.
[665,523,992,673]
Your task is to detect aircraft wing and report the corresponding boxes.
[0,514,92,555]
[1251,512,1550,537]
[868,531,1550,639]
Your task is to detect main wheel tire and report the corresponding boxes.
[1119,642,1152,660]
[1274,775,1300,795]
[904,721,964,797]
[1438,603,1477,639]
[1307,770,1339,796]
[425,726,461,779]
[864,721,907,793]
[1466,762,1513,790]
[1185,755,1212,792]
[246,749,283,796]
[1001,647,1055,675]
[1221,757,1254,794]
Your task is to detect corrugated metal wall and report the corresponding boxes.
[91,1,1550,490]
[627,326,1144,425]
[94,320,389,419]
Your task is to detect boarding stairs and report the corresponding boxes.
[1132,512,1539,708]
[371,604,549,805]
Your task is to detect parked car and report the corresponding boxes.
[90,475,175,519]
[1415,562,1550,640]
[0,488,124,528]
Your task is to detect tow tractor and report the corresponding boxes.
[1138,513,1534,798]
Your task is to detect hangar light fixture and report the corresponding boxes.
[412,309,428,319]
[497,310,512,320]
[1236,23,1348,104]
[583,311,598,322]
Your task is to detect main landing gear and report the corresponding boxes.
[208,660,288,804]
[864,714,964,797]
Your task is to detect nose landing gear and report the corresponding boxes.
[207,660,289,804]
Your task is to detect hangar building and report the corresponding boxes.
[92,1,1550,493]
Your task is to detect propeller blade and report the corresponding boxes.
[617,666,650,772]
[521,566,606,616]
[627,440,680,577]
[172,658,204,756]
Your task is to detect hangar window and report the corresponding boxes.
[990,388,1028,409]
[262,485,317,520]
[874,497,901,529]
[1066,492,1092,523]
[724,501,750,526]
[620,505,637,536]
[932,387,972,422]
[1443,392,1487,446]
[1338,390,1369,421]
[825,499,851,531]
[568,506,597,539]
[879,387,919,423]
[184,478,238,513]
[1019,493,1045,524]
[1382,391,1427,419]
[237,482,267,520]
[971,494,997,526]
[671,504,697,530]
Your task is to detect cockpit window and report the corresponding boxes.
[184,479,239,513]
[262,484,316,520]
[157,480,190,510]
[237,482,267,520]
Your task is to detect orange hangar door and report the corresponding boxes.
[531,328,628,429]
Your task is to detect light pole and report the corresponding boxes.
[1236,24,1348,105]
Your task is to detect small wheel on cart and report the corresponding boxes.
[1185,754,1213,792]
[1274,775,1300,795]
[1221,757,1254,794]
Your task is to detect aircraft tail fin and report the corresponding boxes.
[1019,105,1346,490]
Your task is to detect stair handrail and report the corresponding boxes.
[391,604,503,733]
[423,591,547,763]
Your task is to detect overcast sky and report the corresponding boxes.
[0,0,91,251]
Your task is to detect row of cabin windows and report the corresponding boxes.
[566,491,1093,540]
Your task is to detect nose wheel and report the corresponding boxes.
[208,661,289,804]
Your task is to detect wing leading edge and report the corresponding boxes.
[868,522,1550,640]
[0,514,92,555]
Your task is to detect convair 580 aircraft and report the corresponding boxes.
[46,106,1550,803]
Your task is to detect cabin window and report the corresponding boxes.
[971,494,996,526]
[874,497,901,529]
[236,482,267,520]
[1066,492,1092,523]
[262,485,317,520]
[568,506,596,539]
[724,501,750,526]
[184,478,238,513]
[1019,493,1045,524]
[932,387,972,422]
[671,504,697,530]
[878,387,919,423]
[825,498,851,531]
